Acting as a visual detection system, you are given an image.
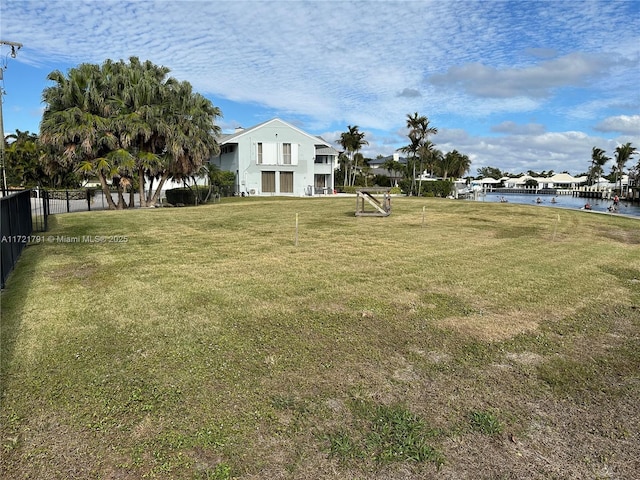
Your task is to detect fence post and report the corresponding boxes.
[86,188,91,211]
[66,190,70,213]
[43,190,49,231]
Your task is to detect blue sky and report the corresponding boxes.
[1,0,639,176]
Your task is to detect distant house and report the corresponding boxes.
[503,174,587,189]
[369,153,408,185]
[210,118,339,196]
[471,177,503,189]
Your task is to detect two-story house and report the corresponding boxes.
[211,118,339,196]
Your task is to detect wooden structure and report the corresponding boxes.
[355,188,391,217]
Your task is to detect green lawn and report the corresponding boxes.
[1,196,639,479]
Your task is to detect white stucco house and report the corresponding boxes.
[210,118,339,196]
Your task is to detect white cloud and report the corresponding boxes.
[1,0,638,175]
[436,129,634,176]
[428,53,615,99]
[491,121,546,135]
[594,115,640,135]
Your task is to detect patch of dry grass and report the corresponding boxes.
[1,196,639,479]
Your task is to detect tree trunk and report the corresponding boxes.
[138,167,147,207]
[97,171,118,210]
[149,171,170,205]
[350,153,356,187]
[128,182,135,208]
[116,186,126,210]
[147,177,155,205]
[412,158,417,195]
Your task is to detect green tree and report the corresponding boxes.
[40,63,120,208]
[40,57,221,209]
[588,147,610,186]
[438,150,471,179]
[476,166,503,179]
[3,130,50,187]
[613,142,637,196]
[382,157,404,186]
[336,125,368,186]
[399,112,437,195]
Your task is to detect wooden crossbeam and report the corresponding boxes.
[355,189,391,217]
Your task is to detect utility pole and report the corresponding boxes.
[0,40,23,196]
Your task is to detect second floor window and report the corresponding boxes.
[282,143,292,165]
[257,143,263,164]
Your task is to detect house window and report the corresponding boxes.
[262,171,275,193]
[282,143,292,165]
[280,172,294,193]
[257,142,277,164]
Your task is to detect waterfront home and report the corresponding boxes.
[211,118,339,196]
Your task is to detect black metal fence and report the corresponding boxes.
[1,190,36,288]
[36,188,105,215]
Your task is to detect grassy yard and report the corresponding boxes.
[1,196,639,479]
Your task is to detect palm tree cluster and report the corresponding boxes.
[398,112,437,195]
[398,113,470,194]
[336,125,368,187]
[39,57,222,209]
[335,113,470,193]
[588,142,637,196]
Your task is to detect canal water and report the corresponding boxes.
[473,192,640,218]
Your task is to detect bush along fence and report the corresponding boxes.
[1,190,37,288]
[164,186,233,206]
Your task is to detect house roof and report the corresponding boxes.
[316,146,339,156]
[547,173,587,184]
[217,118,333,148]
[474,177,502,184]
[368,154,408,166]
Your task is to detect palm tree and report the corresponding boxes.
[337,125,368,186]
[155,81,221,200]
[110,58,221,207]
[613,142,637,197]
[337,152,350,187]
[438,150,471,179]
[40,57,221,209]
[589,147,610,188]
[424,146,443,179]
[4,130,47,187]
[399,112,437,195]
[40,63,120,209]
[382,157,403,186]
[452,152,471,179]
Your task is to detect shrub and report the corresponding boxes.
[420,180,453,198]
[372,175,391,187]
[165,186,212,206]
